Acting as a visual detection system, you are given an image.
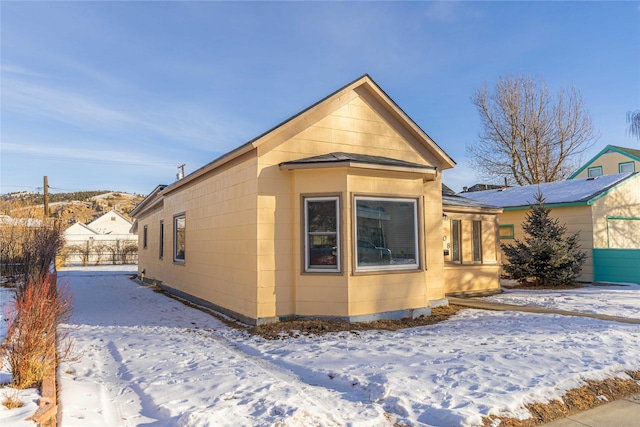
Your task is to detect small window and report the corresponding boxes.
[588,166,603,177]
[472,220,482,262]
[159,220,164,259]
[174,214,185,262]
[499,224,515,240]
[304,197,340,272]
[451,219,461,262]
[111,216,116,221]
[355,197,419,271]
[619,162,635,173]
[143,225,148,249]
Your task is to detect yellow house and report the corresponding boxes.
[463,173,640,285]
[441,186,503,296]
[131,75,501,325]
[570,145,640,179]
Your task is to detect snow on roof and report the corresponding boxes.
[461,172,637,208]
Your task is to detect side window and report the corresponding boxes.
[472,220,482,262]
[304,197,340,272]
[451,219,461,262]
[619,162,635,173]
[143,225,148,249]
[174,214,185,262]
[159,220,164,259]
[588,166,603,177]
[499,224,515,240]
[354,197,419,271]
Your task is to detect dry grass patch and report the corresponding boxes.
[1,389,24,409]
[252,305,464,339]
[482,371,640,426]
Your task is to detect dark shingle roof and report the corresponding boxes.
[612,145,640,159]
[280,152,436,171]
[442,194,501,210]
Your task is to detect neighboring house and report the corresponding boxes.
[441,186,503,296]
[462,183,504,193]
[131,75,505,326]
[462,173,640,285]
[570,145,640,179]
[63,209,137,265]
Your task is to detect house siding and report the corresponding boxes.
[590,176,640,249]
[572,151,639,178]
[443,212,501,295]
[499,206,595,282]
[134,76,458,324]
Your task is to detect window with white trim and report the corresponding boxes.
[619,162,635,173]
[304,197,340,272]
[143,225,148,249]
[355,197,419,271]
[174,214,185,262]
[588,166,603,177]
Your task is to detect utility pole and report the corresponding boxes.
[177,164,185,180]
[43,176,49,217]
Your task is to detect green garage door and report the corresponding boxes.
[593,249,640,285]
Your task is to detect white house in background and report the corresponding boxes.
[62,210,138,265]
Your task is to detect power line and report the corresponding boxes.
[3,152,177,167]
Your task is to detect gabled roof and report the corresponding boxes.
[461,172,638,210]
[88,209,133,227]
[64,221,99,235]
[279,152,437,176]
[441,184,502,213]
[129,185,167,218]
[569,145,640,179]
[158,74,455,197]
[442,194,502,212]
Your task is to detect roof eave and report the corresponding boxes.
[279,160,438,179]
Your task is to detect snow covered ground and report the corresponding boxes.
[481,283,640,319]
[2,267,640,427]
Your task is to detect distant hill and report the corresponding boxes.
[0,191,145,225]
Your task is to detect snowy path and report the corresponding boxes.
[50,267,640,427]
[57,268,383,427]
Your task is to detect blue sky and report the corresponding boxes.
[1,1,639,195]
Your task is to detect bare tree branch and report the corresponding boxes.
[468,75,599,186]
[627,110,640,140]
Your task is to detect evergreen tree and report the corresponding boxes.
[502,192,587,286]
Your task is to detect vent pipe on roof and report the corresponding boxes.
[176,164,185,180]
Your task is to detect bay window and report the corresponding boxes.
[355,197,419,271]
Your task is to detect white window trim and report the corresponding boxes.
[304,197,340,273]
[588,166,603,177]
[619,161,635,173]
[354,196,419,272]
[173,214,185,263]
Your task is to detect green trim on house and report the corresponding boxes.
[618,161,636,173]
[569,145,640,179]
[587,172,640,205]
[503,201,588,211]
[499,224,515,240]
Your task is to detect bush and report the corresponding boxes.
[502,192,587,286]
[0,216,64,283]
[3,275,73,389]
